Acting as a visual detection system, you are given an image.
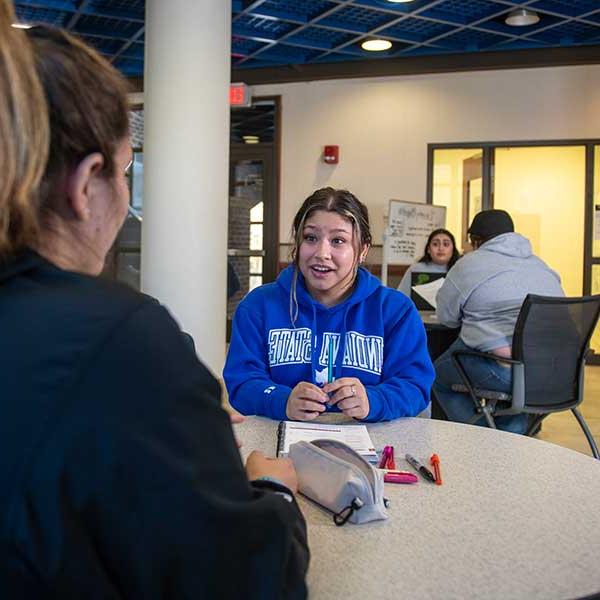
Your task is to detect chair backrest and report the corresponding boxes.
[512,294,600,410]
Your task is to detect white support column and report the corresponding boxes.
[142,0,231,376]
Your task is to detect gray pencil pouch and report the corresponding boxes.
[289,439,388,526]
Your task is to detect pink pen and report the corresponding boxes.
[384,472,418,484]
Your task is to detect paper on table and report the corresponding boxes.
[411,276,445,309]
[277,421,378,461]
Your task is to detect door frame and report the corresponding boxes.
[227,96,281,340]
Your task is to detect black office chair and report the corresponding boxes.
[450,294,600,459]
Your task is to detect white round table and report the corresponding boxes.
[235,416,600,600]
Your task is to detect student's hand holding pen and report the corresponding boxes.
[286,382,328,421]
[323,377,369,419]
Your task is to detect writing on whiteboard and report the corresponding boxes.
[386,201,446,265]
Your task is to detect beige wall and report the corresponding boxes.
[255,65,600,245]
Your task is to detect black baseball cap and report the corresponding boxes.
[468,209,514,239]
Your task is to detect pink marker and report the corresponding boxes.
[384,472,418,484]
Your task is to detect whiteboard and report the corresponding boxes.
[385,200,446,265]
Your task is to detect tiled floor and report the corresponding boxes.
[535,366,600,458]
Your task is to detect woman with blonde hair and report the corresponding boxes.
[0,2,308,597]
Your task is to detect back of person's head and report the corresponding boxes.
[468,209,514,246]
[26,25,130,210]
[291,187,372,266]
[0,1,49,258]
[419,227,460,269]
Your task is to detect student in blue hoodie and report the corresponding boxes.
[224,187,435,422]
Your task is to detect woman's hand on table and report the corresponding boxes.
[246,450,299,494]
[323,377,370,420]
[286,382,328,421]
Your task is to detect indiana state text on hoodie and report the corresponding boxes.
[223,266,435,422]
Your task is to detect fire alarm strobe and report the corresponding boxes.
[323,145,339,164]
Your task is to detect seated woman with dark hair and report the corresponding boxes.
[0,3,308,597]
[397,228,460,297]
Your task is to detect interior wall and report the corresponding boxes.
[254,65,600,246]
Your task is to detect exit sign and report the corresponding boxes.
[230,82,251,107]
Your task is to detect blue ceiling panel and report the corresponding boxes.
[530,0,600,18]
[10,1,600,78]
[72,14,141,39]
[528,20,600,45]
[14,5,70,26]
[79,34,125,55]
[315,5,397,33]
[285,26,356,50]
[378,17,455,43]
[112,56,143,77]
[243,0,339,23]
[437,28,509,52]
[352,0,449,13]
[232,36,269,58]
[233,14,296,42]
[256,42,322,63]
[419,0,509,25]
[16,0,76,11]
[119,42,144,60]
[84,0,144,21]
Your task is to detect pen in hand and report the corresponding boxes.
[405,453,436,483]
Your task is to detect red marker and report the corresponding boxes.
[387,446,396,471]
[430,453,442,486]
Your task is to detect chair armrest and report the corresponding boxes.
[450,350,523,415]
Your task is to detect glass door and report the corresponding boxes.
[228,145,277,339]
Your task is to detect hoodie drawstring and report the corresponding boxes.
[334,306,350,382]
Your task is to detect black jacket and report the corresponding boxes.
[0,251,308,599]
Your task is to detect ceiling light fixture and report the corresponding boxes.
[361,39,392,52]
[243,135,260,144]
[12,22,32,29]
[385,0,416,3]
[505,9,540,26]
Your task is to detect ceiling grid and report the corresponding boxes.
[11,0,600,77]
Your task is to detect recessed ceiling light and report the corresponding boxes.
[361,39,392,52]
[505,9,540,26]
[12,23,32,29]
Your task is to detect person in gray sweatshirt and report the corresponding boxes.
[433,209,564,433]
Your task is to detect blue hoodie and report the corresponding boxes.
[223,265,434,422]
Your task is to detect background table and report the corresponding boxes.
[236,416,600,600]
[420,310,458,420]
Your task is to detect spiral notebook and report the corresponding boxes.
[277,421,378,463]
